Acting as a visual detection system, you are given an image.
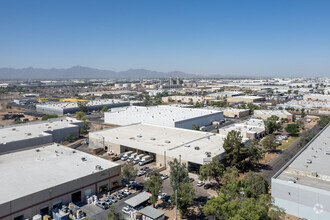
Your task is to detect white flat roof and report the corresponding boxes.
[219,119,265,135]
[277,125,330,190]
[90,123,226,165]
[104,106,222,127]
[36,99,128,110]
[254,110,292,116]
[0,117,81,144]
[229,95,264,100]
[0,144,119,204]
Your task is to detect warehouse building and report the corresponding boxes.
[220,108,250,118]
[219,118,265,139]
[104,106,224,129]
[89,123,244,171]
[227,95,265,104]
[271,124,330,220]
[254,110,294,121]
[0,143,121,220]
[36,99,130,115]
[161,96,205,104]
[205,91,244,99]
[0,117,84,153]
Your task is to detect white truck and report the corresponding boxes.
[128,152,138,162]
[121,151,134,161]
[134,154,145,164]
[138,155,153,166]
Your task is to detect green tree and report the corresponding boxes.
[41,114,58,121]
[77,101,88,112]
[6,104,11,109]
[101,106,109,112]
[121,161,138,182]
[168,158,189,192]
[296,120,305,130]
[301,108,306,118]
[318,116,330,128]
[101,93,114,99]
[262,134,277,152]
[199,156,225,185]
[246,140,264,168]
[192,123,200,130]
[247,103,260,113]
[171,183,195,218]
[144,176,163,207]
[223,130,247,169]
[103,205,123,220]
[299,129,316,148]
[75,111,86,121]
[264,115,282,134]
[203,194,239,219]
[222,167,239,185]
[242,172,269,198]
[285,124,300,136]
[65,135,78,143]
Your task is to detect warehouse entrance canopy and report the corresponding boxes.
[125,192,151,207]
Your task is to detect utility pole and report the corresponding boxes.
[175,189,178,220]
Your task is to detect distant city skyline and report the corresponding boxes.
[0,0,329,77]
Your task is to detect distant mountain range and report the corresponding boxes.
[0,66,202,79]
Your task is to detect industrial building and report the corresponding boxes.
[0,117,84,153]
[104,106,224,129]
[0,143,121,220]
[226,95,265,103]
[36,99,130,115]
[205,91,244,99]
[271,124,330,220]
[89,123,233,170]
[254,110,294,121]
[220,108,250,118]
[219,118,265,139]
[161,96,205,104]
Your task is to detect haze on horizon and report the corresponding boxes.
[0,0,329,78]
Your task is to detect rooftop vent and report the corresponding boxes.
[150,137,156,141]
[184,144,190,148]
[195,146,200,150]
[137,135,142,138]
[325,151,330,155]
[165,140,171,144]
[288,179,296,184]
[36,149,40,152]
[81,157,87,162]
[306,159,312,164]
[12,128,16,131]
[95,165,103,171]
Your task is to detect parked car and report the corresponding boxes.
[122,206,132,215]
[137,170,146,176]
[108,196,117,203]
[158,192,167,200]
[96,201,108,209]
[123,189,131,196]
[141,166,150,171]
[204,183,212,189]
[103,197,112,206]
[188,177,195,183]
[197,181,205,187]
[161,174,169,180]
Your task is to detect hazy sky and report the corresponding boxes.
[0,0,329,77]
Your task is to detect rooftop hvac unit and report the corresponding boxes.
[311,171,318,177]
[95,165,103,171]
[306,159,312,164]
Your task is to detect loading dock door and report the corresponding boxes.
[71,191,82,203]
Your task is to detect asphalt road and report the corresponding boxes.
[260,125,321,181]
